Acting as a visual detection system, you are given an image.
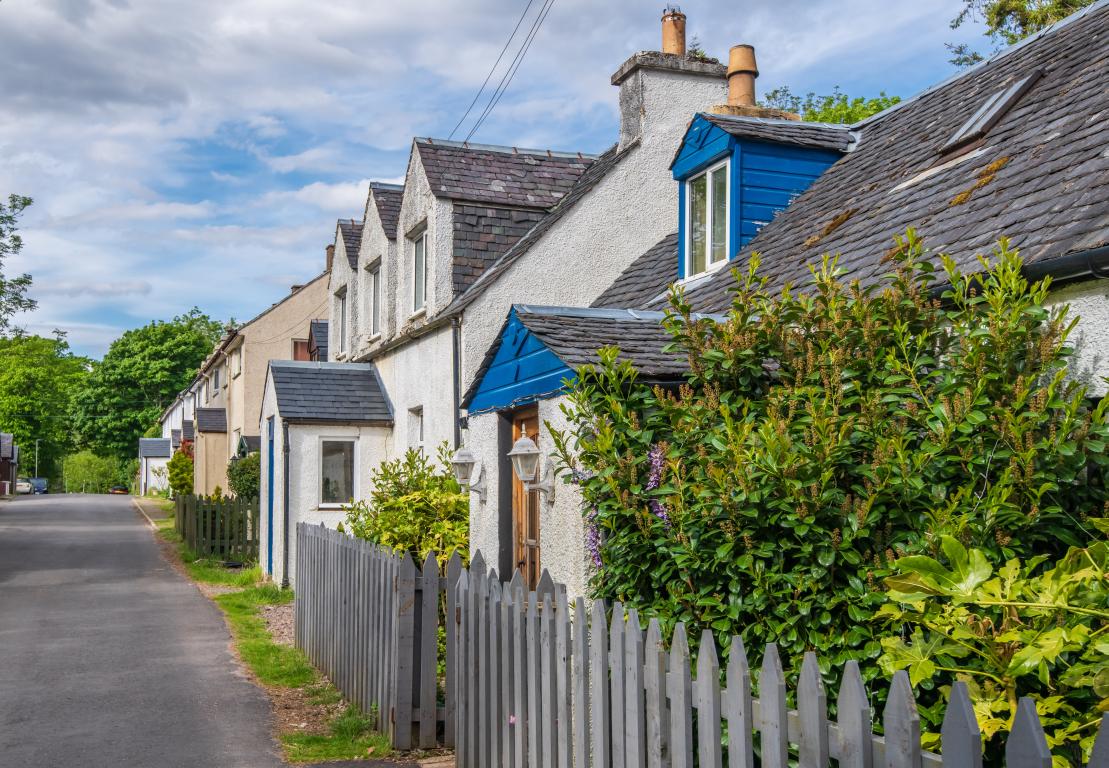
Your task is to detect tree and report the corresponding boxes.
[0,334,89,479]
[760,86,900,123]
[62,451,121,494]
[71,309,224,460]
[167,446,194,497]
[948,0,1094,66]
[227,452,260,499]
[0,194,35,335]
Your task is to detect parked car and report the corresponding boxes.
[15,477,32,494]
[29,478,48,494]
[108,484,129,495]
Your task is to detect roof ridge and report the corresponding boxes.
[703,112,851,131]
[415,136,598,160]
[851,0,1108,130]
[369,182,403,191]
[514,303,727,323]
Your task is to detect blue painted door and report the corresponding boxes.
[266,417,275,575]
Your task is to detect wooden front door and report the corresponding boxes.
[512,407,541,588]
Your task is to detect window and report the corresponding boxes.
[408,407,424,454]
[412,232,427,312]
[365,264,381,337]
[336,288,348,354]
[940,71,1042,155]
[292,339,311,361]
[231,349,241,377]
[320,440,355,505]
[213,366,220,391]
[686,160,729,277]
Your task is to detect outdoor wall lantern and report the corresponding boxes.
[507,435,556,505]
[450,446,486,504]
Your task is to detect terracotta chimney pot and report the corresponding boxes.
[661,6,686,56]
[727,45,759,107]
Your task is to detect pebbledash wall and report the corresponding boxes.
[258,379,391,587]
[458,55,729,596]
[1049,279,1109,397]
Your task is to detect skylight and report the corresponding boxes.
[940,70,1043,155]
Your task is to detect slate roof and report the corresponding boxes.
[138,438,173,459]
[452,204,548,295]
[445,143,630,314]
[337,219,363,268]
[415,139,595,209]
[592,232,680,309]
[698,113,854,153]
[464,306,726,407]
[269,361,393,425]
[370,183,403,239]
[195,408,228,433]
[239,435,262,454]
[171,429,182,449]
[677,2,1109,312]
[309,319,329,362]
[0,433,13,460]
[182,420,194,441]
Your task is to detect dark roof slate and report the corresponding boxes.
[171,429,181,449]
[699,113,854,152]
[679,2,1109,312]
[0,433,13,459]
[239,435,262,454]
[592,232,679,309]
[446,143,629,314]
[452,204,548,295]
[416,139,594,209]
[371,183,403,239]
[182,420,194,441]
[309,319,329,362]
[139,438,173,459]
[195,408,228,433]
[337,219,363,268]
[269,361,393,425]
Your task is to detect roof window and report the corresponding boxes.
[940,70,1042,155]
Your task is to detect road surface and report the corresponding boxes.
[0,493,285,768]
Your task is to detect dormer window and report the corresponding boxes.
[411,230,427,313]
[685,159,729,277]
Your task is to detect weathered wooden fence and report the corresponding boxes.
[175,494,259,561]
[455,552,1109,768]
[294,523,463,750]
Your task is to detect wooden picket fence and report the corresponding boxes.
[174,494,259,561]
[454,552,1109,768]
[293,523,464,750]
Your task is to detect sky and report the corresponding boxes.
[0,0,995,358]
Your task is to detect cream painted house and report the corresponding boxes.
[190,270,330,496]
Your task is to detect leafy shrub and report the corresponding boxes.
[341,443,468,566]
[167,448,193,496]
[227,452,260,499]
[879,531,1108,765]
[553,232,1109,683]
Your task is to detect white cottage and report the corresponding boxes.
[258,361,392,586]
[137,437,172,495]
[461,1,1109,597]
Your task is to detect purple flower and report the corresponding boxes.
[649,499,670,526]
[570,468,594,486]
[645,445,665,491]
[585,506,603,568]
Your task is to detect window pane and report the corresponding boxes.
[371,269,380,335]
[413,236,425,310]
[711,166,727,265]
[321,441,354,504]
[689,175,707,275]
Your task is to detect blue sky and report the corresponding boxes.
[0,0,995,358]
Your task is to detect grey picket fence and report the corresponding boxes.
[175,493,259,561]
[293,523,463,750]
[454,552,1109,768]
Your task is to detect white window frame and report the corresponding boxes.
[684,158,731,278]
[411,231,427,314]
[336,288,348,354]
[318,437,357,508]
[213,366,220,391]
[365,263,381,339]
[408,406,424,454]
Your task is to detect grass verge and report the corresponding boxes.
[154,517,264,587]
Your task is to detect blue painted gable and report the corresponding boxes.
[672,114,842,278]
[466,309,573,414]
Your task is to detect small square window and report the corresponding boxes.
[320,440,355,505]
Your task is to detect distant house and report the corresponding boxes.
[259,361,392,585]
[0,432,18,495]
[463,1,1109,594]
[186,268,330,496]
[308,320,328,362]
[137,438,172,495]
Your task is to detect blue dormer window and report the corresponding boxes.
[686,159,729,277]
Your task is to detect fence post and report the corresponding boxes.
[445,551,463,748]
[695,629,721,768]
[723,636,753,768]
[835,661,872,768]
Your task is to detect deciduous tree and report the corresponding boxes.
[0,194,35,334]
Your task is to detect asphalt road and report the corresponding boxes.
[0,494,284,768]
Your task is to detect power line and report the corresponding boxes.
[464,0,557,144]
[448,0,538,141]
